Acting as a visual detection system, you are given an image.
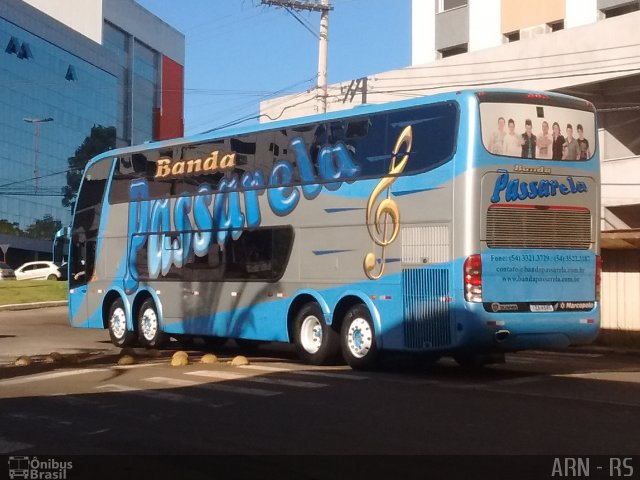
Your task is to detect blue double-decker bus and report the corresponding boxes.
[67,89,601,369]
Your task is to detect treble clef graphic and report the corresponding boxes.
[363,125,413,280]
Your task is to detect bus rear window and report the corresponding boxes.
[479,100,596,161]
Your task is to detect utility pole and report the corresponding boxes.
[261,0,333,113]
[317,0,329,114]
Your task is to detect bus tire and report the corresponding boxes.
[107,298,136,348]
[293,302,339,365]
[341,304,379,370]
[137,298,168,349]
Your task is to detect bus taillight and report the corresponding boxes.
[464,254,482,303]
[595,255,602,301]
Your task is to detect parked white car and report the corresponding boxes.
[15,261,61,281]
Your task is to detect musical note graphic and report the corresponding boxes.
[363,125,413,280]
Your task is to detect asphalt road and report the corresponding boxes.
[1,307,639,477]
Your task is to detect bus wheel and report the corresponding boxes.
[293,302,339,365]
[137,298,168,349]
[341,304,379,370]
[108,298,136,348]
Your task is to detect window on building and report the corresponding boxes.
[17,42,32,59]
[65,65,77,81]
[103,22,131,145]
[548,20,564,31]
[504,31,520,42]
[132,40,159,144]
[5,37,19,55]
[439,44,468,58]
[601,2,639,18]
[437,0,468,12]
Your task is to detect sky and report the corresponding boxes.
[135,0,412,136]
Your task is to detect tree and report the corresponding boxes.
[0,219,23,236]
[61,125,116,211]
[24,214,62,240]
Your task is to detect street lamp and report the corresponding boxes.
[23,117,53,193]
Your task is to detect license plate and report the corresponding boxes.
[530,304,554,312]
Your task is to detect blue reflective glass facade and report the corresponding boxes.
[0,17,117,229]
[132,39,157,145]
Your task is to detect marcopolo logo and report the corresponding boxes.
[8,456,73,480]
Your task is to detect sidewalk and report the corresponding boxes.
[0,300,68,312]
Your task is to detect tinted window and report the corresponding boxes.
[108,101,459,204]
[132,226,294,282]
[70,159,112,287]
[384,101,459,175]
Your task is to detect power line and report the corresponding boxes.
[284,7,320,39]
[261,0,332,113]
[367,65,640,96]
[373,53,640,84]
[394,41,640,77]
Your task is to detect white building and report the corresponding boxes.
[261,0,640,333]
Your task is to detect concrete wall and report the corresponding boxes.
[412,0,437,65]
[103,0,184,64]
[435,5,468,51]
[468,0,502,52]
[602,250,640,331]
[21,0,102,43]
[500,0,564,33]
[566,0,600,28]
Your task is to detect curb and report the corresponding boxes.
[0,300,68,311]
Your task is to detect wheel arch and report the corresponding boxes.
[132,287,164,329]
[101,288,131,331]
[286,290,330,343]
[333,291,382,347]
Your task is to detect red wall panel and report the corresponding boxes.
[155,55,184,140]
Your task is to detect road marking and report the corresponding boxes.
[145,377,199,387]
[238,364,368,380]
[96,384,143,393]
[0,436,33,454]
[529,350,603,358]
[144,377,282,397]
[96,383,228,407]
[186,370,327,388]
[196,382,281,397]
[144,376,281,397]
[555,371,640,384]
[0,368,107,387]
[506,356,555,364]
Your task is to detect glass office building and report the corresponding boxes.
[0,16,117,229]
[0,0,184,264]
